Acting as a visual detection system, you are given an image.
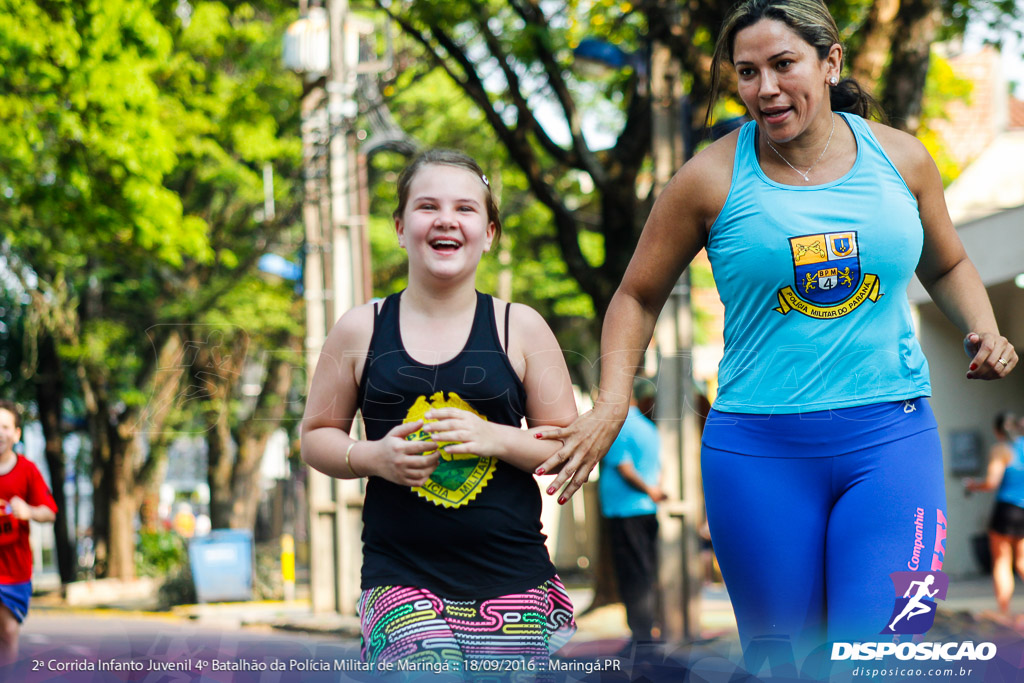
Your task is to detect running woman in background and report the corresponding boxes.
[965,413,1024,617]
[536,0,1017,669]
[0,400,57,666]
[301,149,578,676]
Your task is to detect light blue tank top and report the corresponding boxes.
[997,438,1024,507]
[707,112,931,414]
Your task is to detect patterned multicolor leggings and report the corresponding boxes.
[358,578,575,680]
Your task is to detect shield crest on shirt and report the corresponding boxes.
[789,232,861,306]
[404,391,496,509]
[773,230,883,318]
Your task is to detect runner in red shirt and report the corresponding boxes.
[0,401,56,664]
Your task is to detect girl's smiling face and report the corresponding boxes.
[396,163,496,283]
[0,409,20,459]
[732,18,840,143]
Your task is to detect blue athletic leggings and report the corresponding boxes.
[701,399,946,663]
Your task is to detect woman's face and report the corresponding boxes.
[395,163,495,283]
[732,18,840,143]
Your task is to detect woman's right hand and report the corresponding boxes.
[362,420,440,487]
[535,402,628,504]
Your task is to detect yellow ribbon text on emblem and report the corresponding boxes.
[773,274,882,318]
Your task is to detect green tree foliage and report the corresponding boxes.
[0,0,302,579]
[373,0,1021,335]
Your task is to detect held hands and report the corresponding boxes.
[367,420,440,487]
[422,408,502,458]
[964,332,1017,379]
[534,403,628,505]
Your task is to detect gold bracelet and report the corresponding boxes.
[345,441,360,478]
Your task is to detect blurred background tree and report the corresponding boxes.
[0,0,302,581]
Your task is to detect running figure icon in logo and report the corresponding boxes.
[882,571,949,635]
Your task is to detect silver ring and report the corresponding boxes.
[998,358,1009,366]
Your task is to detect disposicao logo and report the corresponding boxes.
[831,571,996,663]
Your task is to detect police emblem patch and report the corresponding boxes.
[773,231,883,318]
[403,391,496,508]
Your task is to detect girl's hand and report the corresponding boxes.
[368,420,440,487]
[423,408,502,458]
[534,403,628,504]
[964,332,1017,379]
[8,496,30,520]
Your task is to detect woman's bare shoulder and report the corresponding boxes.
[865,119,934,190]
[668,127,741,227]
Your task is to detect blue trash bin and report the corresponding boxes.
[188,529,254,603]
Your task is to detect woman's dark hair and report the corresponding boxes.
[995,412,1017,439]
[393,149,502,243]
[705,0,885,130]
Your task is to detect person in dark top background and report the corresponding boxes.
[965,412,1024,618]
[599,376,666,649]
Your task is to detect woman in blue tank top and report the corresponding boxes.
[537,0,1018,671]
[965,413,1024,616]
[301,150,579,673]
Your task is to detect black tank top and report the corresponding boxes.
[356,291,555,598]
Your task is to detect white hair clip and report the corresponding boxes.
[481,174,489,187]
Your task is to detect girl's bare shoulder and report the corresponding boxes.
[323,300,379,357]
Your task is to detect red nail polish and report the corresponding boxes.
[970,363,978,371]
[547,487,555,495]
[536,468,545,476]
[558,497,566,505]
[534,433,543,439]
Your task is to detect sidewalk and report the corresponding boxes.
[31,581,735,650]
[30,574,1024,653]
[27,574,1024,682]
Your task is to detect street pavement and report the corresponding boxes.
[9,576,1024,681]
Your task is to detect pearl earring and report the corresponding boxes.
[830,76,838,85]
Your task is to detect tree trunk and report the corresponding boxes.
[848,0,900,86]
[88,331,187,578]
[34,332,76,584]
[207,408,234,530]
[209,338,298,531]
[101,429,140,580]
[880,0,942,133]
[88,408,112,578]
[228,436,264,531]
[584,514,621,613]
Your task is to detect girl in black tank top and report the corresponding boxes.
[301,150,578,671]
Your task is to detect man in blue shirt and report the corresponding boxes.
[599,377,665,645]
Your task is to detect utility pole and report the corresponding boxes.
[649,39,703,643]
[288,0,367,616]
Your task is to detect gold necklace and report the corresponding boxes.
[764,113,836,182]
